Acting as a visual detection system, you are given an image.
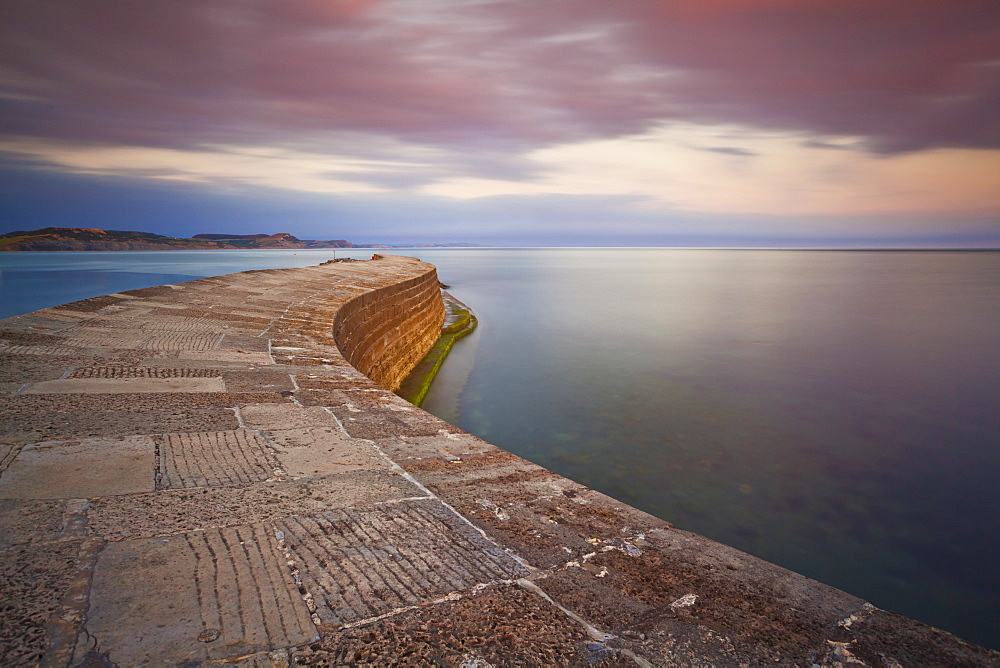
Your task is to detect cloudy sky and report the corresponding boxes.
[1,0,998,246]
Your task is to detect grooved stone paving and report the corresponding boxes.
[137,316,219,332]
[1,255,997,666]
[79,524,317,666]
[67,366,221,378]
[278,500,529,626]
[142,332,224,351]
[156,429,279,489]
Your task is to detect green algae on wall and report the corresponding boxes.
[395,291,477,407]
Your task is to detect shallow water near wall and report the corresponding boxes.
[3,247,999,649]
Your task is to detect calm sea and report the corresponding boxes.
[2,248,998,649]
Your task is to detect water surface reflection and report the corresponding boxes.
[416,249,1000,649]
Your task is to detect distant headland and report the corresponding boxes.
[0,228,482,252]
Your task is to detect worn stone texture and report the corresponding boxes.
[24,376,226,394]
[0,540,86,666]
[0,254,997,666]
[0,436,155,499]
[263,426,392,476]
[86,472,424,543]
[78,524,317,666]
[156,429,280,489]
[277,499,529,626]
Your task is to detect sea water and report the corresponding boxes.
[2,247,998,649]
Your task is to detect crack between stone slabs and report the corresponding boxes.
[43,537,106,667]
[59,498,92,541]
[228,406,247,430]
[517,578,652,668]
[153,438,164,491]
[374,495,435,505]
[0,443,24,474]
[203,647,292,665]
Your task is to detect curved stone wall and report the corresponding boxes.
[331,254,445,391]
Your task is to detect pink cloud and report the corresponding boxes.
[1,0,997,170]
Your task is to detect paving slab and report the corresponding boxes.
[290,582,605,666]
[0,540,89,666]
[179,350,273,364]
[381,432,498,464]
[24,377,225,394]
[86,471,425,542]
[263,426,390,475]
[223,371,295,393]
[277,499,529,627]
[79,524,317,666]
[0,436,155,499]
[66,366,221,379]
[156,429,280,489]
[141,355,259,370]
[0,401,239,444]
[219,334,272,352]
[240,403,339,430]
[0,498,67,550]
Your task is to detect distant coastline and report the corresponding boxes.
[0,227,483,252]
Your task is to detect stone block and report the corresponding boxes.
[24,377,225,394]
[278,498,529,626]
[240,403,338,430]
[263,426,389,475]
[78,524,316,665]
[156,430,279,489]
[0,436,155,499]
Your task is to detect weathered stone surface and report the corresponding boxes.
[0,436,155,499]
[87,472,424,542]
[223,370,295,393]
[0,443,20,473]
[156,429,280,489]
[178,349,273,364]
[0,498,67,549]
[240,403,339,430]
[0,254,996,666]
[78,524,316,665]
[66,366,221,379]
[0,540,88,666]
[292,583,612,666]
[263,426,391,476]
[24,376,225,393]
[278,499,529,626]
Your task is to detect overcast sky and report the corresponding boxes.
[1,0,998,246]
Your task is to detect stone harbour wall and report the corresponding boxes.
[0,255,996,666]
[332,255,445,391]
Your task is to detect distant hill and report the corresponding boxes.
[191,233,274,240]
[0,228,480,251]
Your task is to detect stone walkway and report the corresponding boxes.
[1,256,996,666]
